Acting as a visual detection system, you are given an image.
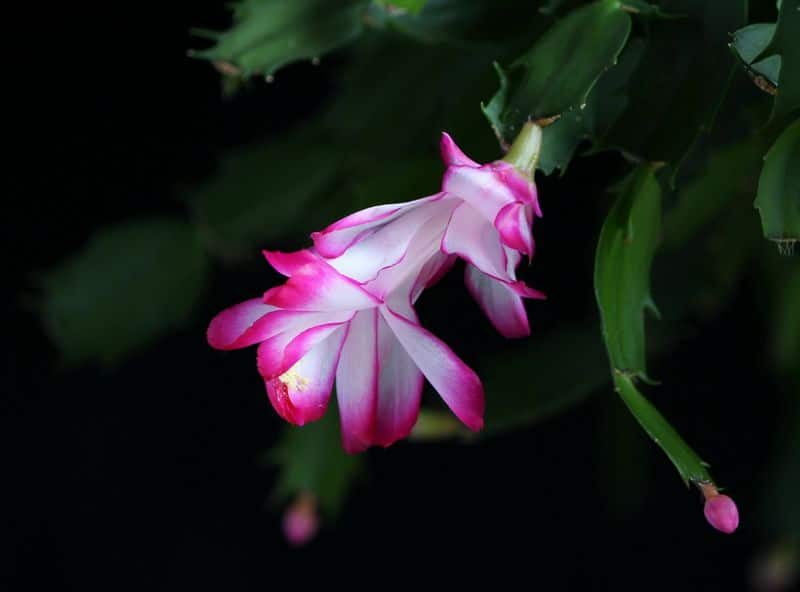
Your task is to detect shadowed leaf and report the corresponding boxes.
[192,0,370,78]
[601,0,747,177]
[757,0,800,122]
[755,118,800,251]
[482,0,631,146]
[664,137,766,247]
[271,409,362,516]
[730,23,780,92]
[375,0,428,15]
[39,218,209,365]
[538,38,645,175]
[482,325,610,434]
[189,128,342,258]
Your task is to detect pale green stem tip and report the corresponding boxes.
[502,121,543,177]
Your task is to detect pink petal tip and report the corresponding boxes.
[440,132,478,167]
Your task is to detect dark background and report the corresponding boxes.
[4,2,787,589]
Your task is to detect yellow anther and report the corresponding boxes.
[279,367,309,392]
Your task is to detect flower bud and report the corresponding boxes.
[700,483,739,534]
[282,494,319,547]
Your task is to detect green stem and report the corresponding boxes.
[614,372,712,486]
[502,121,543,176]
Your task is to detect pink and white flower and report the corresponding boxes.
[208,130,544,452]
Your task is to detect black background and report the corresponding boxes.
[5,2,783,589]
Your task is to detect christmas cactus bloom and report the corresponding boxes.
[207,242,484,453]
[208,125,548,452]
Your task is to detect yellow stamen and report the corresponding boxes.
[279,367,310,392]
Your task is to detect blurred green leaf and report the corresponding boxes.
[538,0,566,14]
[758,0,800,122]
[536,113,585,176]
[763,252,800,372]
[192,0,370,77]
[601,0,747,176]
[374,0,547,47]
[189,128,342,257]
[325,34,491,152]
[613,373,711,485]
[663,137,766,247]
[758,243,800,545]
[619,0,677,18]
[595,164,661,378]
[730,23,780,92]
[755,118,800,251]
[657,189,761,321]
[341,154,442,208]
[39,218,209,365]
[410,409,471,440]
[655,134,765,320]
[482,325,610,434]
[482,0,631,146]
[375,0,427,15]
[774,266,800,371]
[306,153,445,235]
[271,409,362,516]
[760,257,800,541]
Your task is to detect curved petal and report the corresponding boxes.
[464,264,530,338]
[440,132,479,167]
[508,281,546,299]
[257,317,352,379]
[410,251,457,305]
[363,198,458,300]
[380,307,484,431]
[207,298,278,350]
[494,201,534,258]
[325,198,453,284]
[262,249,318,277]
[488,161,540,213]
[263,259,381,312]
[335,310,378,453]
[441,202,511,282]
[311,194,443,258]
[504,245,522,278]
[442,165,517,223]
[374,313,424,446]
[265,325,347,426]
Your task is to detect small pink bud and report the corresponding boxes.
[700,483,739,534]
[282,494,319,547]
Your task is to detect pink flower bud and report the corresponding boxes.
[282,494,319,547]
[700,483,739,534]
